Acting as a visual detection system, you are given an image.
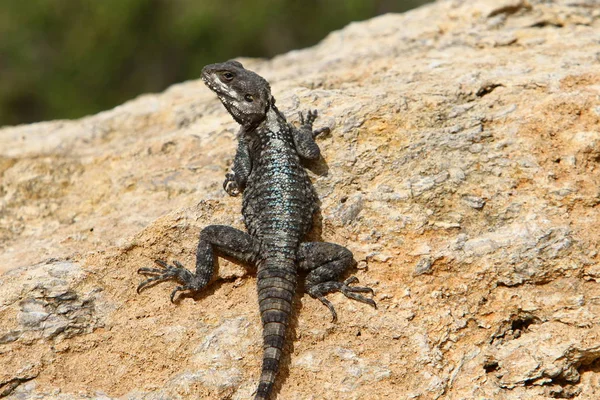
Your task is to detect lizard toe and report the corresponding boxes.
[136,259,198,295]
[317,295,338,323]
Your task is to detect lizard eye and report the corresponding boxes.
[221,71,234,81]
[244,94,254,102]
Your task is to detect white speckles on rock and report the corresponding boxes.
[469,143,484,153]
[333,347,392,393]
[414,257,433,276]
[409,171,449,197]
[194,317,253,367]
[332,194,364,226]
[341,115,365,135]
[491,104,517,120]
[170,368,243,391]
[18,300,50,328]
[335,347,358,361]
[294,351,323,372]
[448,103,476,119]
[448,167,466,182]
[464,238,499,256]
[462,195,486,209]
[1,260,102,343]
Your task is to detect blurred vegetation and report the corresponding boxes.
[0,0,431,126]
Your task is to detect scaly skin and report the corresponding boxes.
[137,60,376,400]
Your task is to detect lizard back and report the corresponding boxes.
[241,110,317,399]
[242,113,316,248]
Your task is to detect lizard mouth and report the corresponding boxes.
[200,70,220,92]
[201,73,238,104]
[201,74,219,94]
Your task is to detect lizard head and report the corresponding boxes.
[202,60,273,127]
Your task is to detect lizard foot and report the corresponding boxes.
[298,109,321,131]
[307,276,376,323]
[137,259,206,302]
[299,109,329,138]
[223,172,240,197]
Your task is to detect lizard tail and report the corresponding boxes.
[254,261,297,400]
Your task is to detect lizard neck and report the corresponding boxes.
[254,105,291,144]
[240,99,283,134]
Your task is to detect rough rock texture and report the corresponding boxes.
[2,0,600,399]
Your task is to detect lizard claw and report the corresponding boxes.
[137,260,180,293]
[137,259,204,301]
[170,286,187,303]
[317,296,338,323]
[340,276,377,309]
[307,276,376,321]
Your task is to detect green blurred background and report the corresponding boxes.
[0,0,431,127]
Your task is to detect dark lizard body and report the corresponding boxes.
[137,61,376,400]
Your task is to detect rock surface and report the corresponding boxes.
[2,0,600,398]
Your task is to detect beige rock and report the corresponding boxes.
[2,0,600,398]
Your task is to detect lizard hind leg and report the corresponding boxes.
[137,225,258,301]
[299,242,376,322]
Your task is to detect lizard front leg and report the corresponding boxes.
[292,109,329,160]
[224,133,252,196]
[298,242,376,322]
[137,225,258,301]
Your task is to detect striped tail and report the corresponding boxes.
[254,258,297,400]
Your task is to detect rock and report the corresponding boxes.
[462,195,486,210]
[2,0,600,398]
[414,257,433,276]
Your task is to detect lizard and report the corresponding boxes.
[137,60,376,400]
